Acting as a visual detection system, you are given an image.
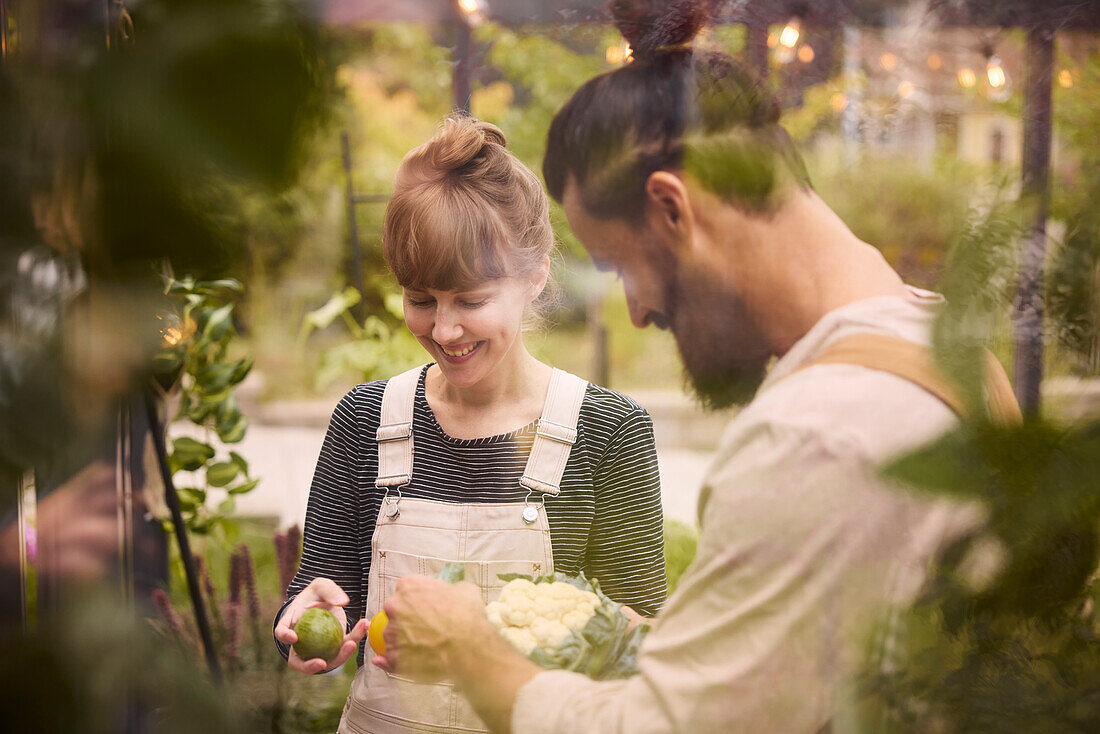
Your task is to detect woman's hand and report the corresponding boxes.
[274,577,368,674]
[620,605,649,632]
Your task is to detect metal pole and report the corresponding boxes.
[341,131,368,322]
[1013,26,1054,416]
[143,390,223,685]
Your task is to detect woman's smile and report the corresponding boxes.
[437,339,485,363]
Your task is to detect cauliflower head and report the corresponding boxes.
[487,579,600,655]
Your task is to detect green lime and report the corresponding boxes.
[292,608,344,663]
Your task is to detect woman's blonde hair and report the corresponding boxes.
[383,116,554,293]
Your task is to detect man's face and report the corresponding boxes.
[562,183,771,408]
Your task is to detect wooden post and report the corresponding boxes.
[1013,26,1054,416]
[744,18,769,79]
[341,131,368,321]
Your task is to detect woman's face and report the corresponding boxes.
[402,273,542,388]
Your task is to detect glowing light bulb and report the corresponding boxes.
[798,45,814,63]
[1058,69,1074,88]
[830,93,848,112]
[767,32,778,49]
[958,68,976,88]
[457,0,480,15]
[986,57,1006,89]
[779,23,800,49]
[898,81,914,98]
[926,54,942,70]
[879,53,898,71]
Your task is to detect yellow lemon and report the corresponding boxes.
[368,610,388,655]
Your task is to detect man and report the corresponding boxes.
[371,36,1015,734]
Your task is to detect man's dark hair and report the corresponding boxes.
[543,1,810,220]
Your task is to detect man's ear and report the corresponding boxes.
[644,171,694,254]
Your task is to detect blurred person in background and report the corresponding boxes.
[372,2,1021,732]
[272,116,667,734]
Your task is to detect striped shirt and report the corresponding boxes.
[276,365,667,663]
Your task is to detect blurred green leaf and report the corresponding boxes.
[170,437,216,471]
[199,303,235,343]
[227,478,259,496]
[206,461,241,488]
[177,487,207,510]
[302,287,361,332]
[217,414,249,444]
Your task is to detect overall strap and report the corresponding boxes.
[782,333,1022,425]
[520,369,589,497]
[375,365,423,488]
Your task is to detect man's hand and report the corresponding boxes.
[372,575,543,734]
[274,577,367,674]
[372,576,487,682]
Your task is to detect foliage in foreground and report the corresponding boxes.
[858,417,1100,732]
[153,524,353,733]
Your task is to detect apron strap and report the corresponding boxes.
[375,365,424,488]
[520,368,589,497]
[777,333,1022,425]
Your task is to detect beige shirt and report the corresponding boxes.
[511,288,978,733]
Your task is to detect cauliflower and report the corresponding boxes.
[487,579,600,655]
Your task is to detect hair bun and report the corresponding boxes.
[611,0,710,62]
[428,116,507,171]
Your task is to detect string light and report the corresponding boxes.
[779,20,800,49]
[798,45,815,63]
[457,0,480,14]
[986,56,1006,89]
[926,54,942,70]
[767,32,778,49]
[1058,69,1074,88]
[879,53,898,71]
[830,92,848,112]
[958,68,977,88]
[898,81,915,98]
[606,44,624,64]
[162,327,182,346]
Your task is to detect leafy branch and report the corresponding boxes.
[155,275,259,538]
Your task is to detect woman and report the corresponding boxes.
[273,116,667,733]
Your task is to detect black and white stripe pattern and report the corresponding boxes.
[276,366,667,663]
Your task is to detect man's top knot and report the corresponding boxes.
[611,0,711,63]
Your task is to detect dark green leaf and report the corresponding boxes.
[228,356,253,385]
[199,304,235,343]
[195,362,237,393]
[176,487,206,510]
[217,414,248,444]
[228,451,249,477]
[206,461,241,487]
[169,437,216,471]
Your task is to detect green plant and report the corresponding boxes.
[297,285,422,390]
[154,526,354,733]
[155,276,258,540]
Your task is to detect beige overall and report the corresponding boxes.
[338,366,588,734]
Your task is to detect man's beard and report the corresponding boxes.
[665,262,772,410]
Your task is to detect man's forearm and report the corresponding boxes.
[451,633,542,734]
